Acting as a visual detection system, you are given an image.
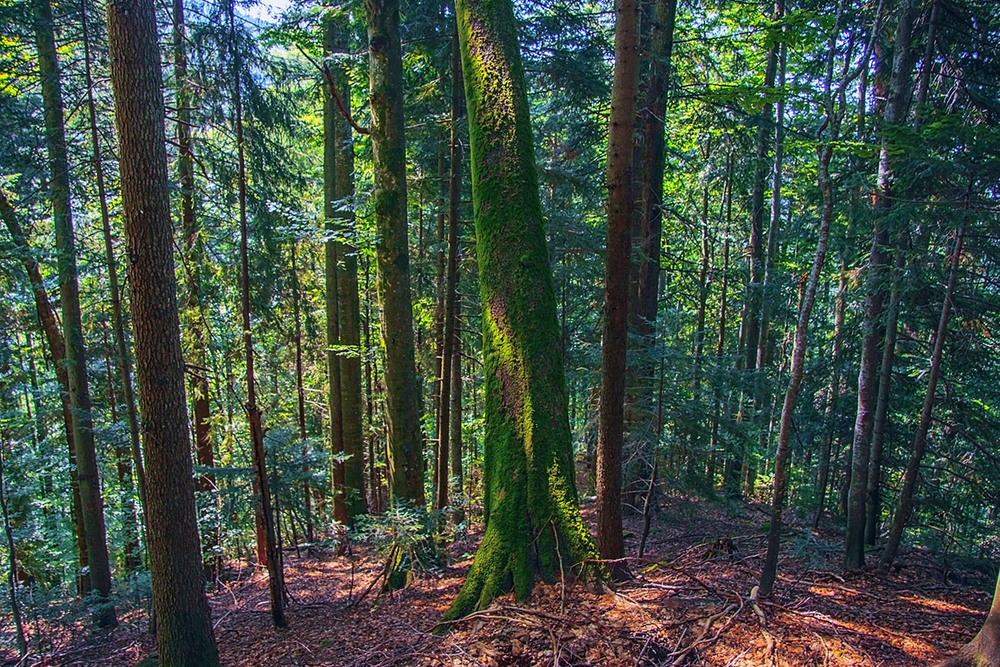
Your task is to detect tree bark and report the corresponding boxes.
[332,26,368,522]
[596,0,641,583]
[845,0,918,570]
[366,0,425,506]
[34,0,116,626]
[82,0,146,575]
[443,0,598,618]
[436,25,465,513]
[106,0,219,659]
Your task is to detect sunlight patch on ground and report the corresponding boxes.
[899,593,984,615]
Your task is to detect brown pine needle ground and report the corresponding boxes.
[10,496,990,666]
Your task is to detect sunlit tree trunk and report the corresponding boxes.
[443,0,598,618]
[106,0,219,659]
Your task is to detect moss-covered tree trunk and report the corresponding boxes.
[444,0,597,621]
[106,0,219,661]
[34,0,116,626]
[366,0,425,506]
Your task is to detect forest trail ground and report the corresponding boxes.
[18,496,990,665]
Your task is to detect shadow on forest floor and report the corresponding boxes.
[8,494,991,666]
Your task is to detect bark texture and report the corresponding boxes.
[106,0,219,661]
[597,0,641,583]
[366,0,425,505]
[936,569,1000,667]
[444,0,597,619]
[845,0,918,570]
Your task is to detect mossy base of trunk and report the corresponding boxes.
[382,540,444,593]
[441,511,598,625]
[384,545,413,592]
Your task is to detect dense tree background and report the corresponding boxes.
[1,0,1000,661]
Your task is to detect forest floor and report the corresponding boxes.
[9,494,993,666]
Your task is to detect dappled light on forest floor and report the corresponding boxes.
[19,497,992,665]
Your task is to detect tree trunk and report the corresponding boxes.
[332,26,368,522]
[323,13,347,526]
[106,0,219,659]
[760,132,835,598]
[814,261,847,529]
[362,254,383,514]
[290,245,314,543]
[880,227,962,570]
[0,190,89,596]
[227,0,287,628]
[731,14,779,500]
[845,0,918,570]
[82,0,145,575]
[710,154,733,479]
[757,9,785,376]
[866,248,904,545]
[34,0,116,626]
[436,25,465,513]
[366,0,425,506]
[450,297,464,521]
[173,0,214,501]
[596,0,641,583]
[443,0,598,619]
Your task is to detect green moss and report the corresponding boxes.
[443,0,598,624]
